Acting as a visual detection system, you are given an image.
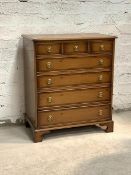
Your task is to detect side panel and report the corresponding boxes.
[23,38,37,128]
[111,39,116,118]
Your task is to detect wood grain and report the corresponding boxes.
[37,87,111,107]
[36,56,112,72]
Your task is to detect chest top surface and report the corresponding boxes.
[22,33,117,41]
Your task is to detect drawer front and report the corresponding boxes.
[36,56,112,72]
[63,41,87,54]
[38,105,111,128]
[37,72,111,88]
[38,87,111,107]
[35,42,61,55]
[90,40,113,53]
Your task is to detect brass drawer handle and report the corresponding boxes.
[100,44,105,51]
[47,46,52,53]
[74,45,79,52]
[47,97,52,103]
[98,92,103,98]
[47,78,52,85]
[48,115,53,122]
[99,59,104,65]
[98,74,103,82]
[46,62,52,69]
[99,109,103,116]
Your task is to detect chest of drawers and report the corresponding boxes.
[23,33,116,142]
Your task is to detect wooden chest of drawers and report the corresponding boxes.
[23,33,116,142]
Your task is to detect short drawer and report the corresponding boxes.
[36,56,112,72]
[37,71,111,88]
[38,105,111,128]
[35,42,61,55]
[38,87,111,107]
[63,41,87,54]
[90,40,113,53]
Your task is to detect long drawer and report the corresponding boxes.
[37,71,111,88]
[38,87,111,107]
[36,56,112,72]
[38,104,111,128]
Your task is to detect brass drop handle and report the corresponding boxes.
[100,44,105,51]
[47,97,52,103]
[47,78,52,85]
[98,92,103,98]
[98,74,103,82]
[46,62,52,69]
[99,109,103,116]
[47,46,52,53]
[48,115,53,122]
[99,59,104,65]
[74,45,79,52]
